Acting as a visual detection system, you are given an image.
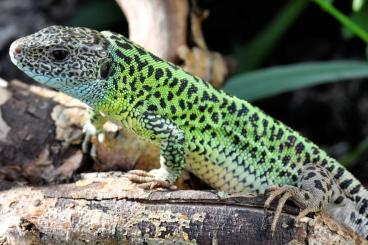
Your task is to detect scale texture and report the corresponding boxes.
[9,26,368,239]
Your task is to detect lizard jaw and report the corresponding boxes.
[9,39,53,85]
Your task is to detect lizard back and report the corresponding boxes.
[9,25,368,239]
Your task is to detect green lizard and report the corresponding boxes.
[9,26,368,239]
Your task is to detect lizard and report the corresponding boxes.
[9,25,368,239]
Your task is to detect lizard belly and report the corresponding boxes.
[186,151,267,193]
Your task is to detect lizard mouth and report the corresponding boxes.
[9,39,53,85]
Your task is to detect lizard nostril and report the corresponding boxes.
[9,41,23,60]
[14,47,21,54]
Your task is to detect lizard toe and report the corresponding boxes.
[264,185,302,235]
[125,169,176,190]
[264,185,291,209]
[137,180,174,190]
[125,169,155,184]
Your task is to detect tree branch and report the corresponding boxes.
[1,172,365,245]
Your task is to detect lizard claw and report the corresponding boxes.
[264,186,292,209]
[264,185,319,236]
[264,186,297,236]
[125,169,176,190]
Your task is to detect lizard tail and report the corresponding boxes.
[327,162,368,239]
[327,187,368,239]
[351,188,368,239]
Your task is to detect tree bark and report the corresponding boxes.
[1,172,366,245]
[0,80,159,188]
[116,0,188,63]
[115,0,229,87]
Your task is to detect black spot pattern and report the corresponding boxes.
[314,179,325,192]
[155,68,164,80]
[148,104,157,112]
[176,79,188,96]
[334,196,344,204]
[147,65,154,77]
[115,49,131,64]
[334,167,344,179]
[116,40,132,50]
[359,199,368,214]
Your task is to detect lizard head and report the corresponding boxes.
[9,25,113,105]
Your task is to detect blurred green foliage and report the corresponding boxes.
[343,5,368,40]
[67,0,126,30]
[314,0,368,43]
[224,61,368,101]
[352,0,367,12]
[227,0,368,102]
[234,0,309,72]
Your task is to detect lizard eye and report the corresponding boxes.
[49,47,69,62]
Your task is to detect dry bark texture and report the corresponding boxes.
[1,173,366,245]
[0,80,159,189]
[115,0,229,87]
[115,0,189,63]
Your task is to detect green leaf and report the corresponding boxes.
[314,0,368,43]
[342,5,368,40]
[235,0,308,72]
[224,61,368,101]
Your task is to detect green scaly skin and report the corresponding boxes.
[9,26,368,239]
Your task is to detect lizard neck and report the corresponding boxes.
[62,80,109,108]
[97,31,163,115]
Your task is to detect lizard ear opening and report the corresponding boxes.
[99,59,112,79]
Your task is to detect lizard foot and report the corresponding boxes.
[263,164,340,236]
[264,185,317,236]
[125,169,176,190]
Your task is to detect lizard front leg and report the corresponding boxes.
[82,109,107,154]
[126,112,186,189]
[264,163,345,235]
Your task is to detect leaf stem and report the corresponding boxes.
[235,0,308,72]
[314,0,368,43]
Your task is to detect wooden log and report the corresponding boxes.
[1,172,366,245]
[0,80,161,187]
